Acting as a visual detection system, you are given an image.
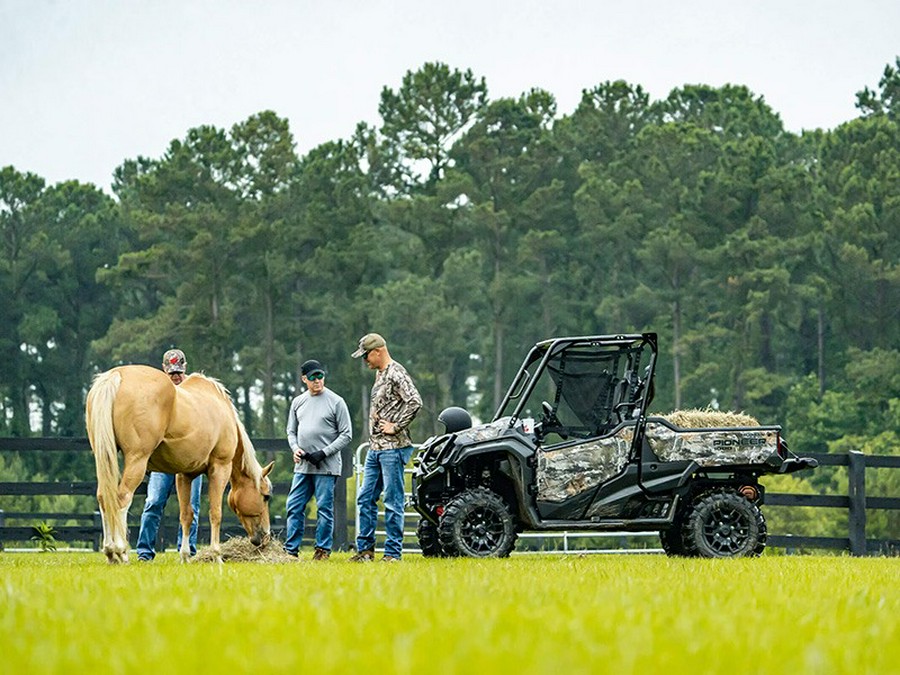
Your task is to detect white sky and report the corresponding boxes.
[1,0,898,193]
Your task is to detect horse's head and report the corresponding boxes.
[228,460,275,547]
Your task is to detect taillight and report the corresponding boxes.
[777,435,789,458]
[435,505,445,517]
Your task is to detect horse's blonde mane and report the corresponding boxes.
[186,373,264,486]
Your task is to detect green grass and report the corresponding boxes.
[1,552,898,674]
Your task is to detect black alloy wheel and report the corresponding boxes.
[416,518,446,557]
[659,523,686,556]
[437,487,517,558]
[683,488,767,558]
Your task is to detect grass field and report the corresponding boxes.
[1,551,898,674]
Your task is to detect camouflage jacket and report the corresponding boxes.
[368,360,422,450]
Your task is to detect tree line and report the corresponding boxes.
[0,60,897,476]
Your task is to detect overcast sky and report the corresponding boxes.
[2,1,898,193]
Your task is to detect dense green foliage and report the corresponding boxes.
[1,552,898,673]
[1,60,897,462]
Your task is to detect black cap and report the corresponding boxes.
[301,359,326,377]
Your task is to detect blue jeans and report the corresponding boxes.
[356,446,413,559]
[136,472,202,560]
[284,473,337,554]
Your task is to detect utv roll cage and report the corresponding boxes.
[495,333,658,440]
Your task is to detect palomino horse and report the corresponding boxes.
[85,365,274,563]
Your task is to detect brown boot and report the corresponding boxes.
[312,547,331,561]
[348,549,375,562]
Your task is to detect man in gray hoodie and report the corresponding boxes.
[284,359,353,560]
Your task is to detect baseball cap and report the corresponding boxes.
[351,333,386,358]
[301,359,326,377]
[162,348,187,374]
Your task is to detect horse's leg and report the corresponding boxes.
[95,491,116,563]
[206,463,230,563]
[174,474,194,563]
[93,487,121,563]
[115,457,150,564]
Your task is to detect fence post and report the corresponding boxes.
[848,450,866,556]
[353,444,367,552]
[93,511,102,551]
[334,478,348,551]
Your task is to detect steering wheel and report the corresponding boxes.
[540,401,568,440]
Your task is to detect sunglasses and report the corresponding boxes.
[306,373,325,381]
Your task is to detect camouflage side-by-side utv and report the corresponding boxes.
[411,333,817,558]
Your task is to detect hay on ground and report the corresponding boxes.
[193,536,298,563]
[661,408,760,429]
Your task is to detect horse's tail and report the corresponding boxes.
[86,371,122,517]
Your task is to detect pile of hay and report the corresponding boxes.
[661,407,759,429]
[193,536,299,563]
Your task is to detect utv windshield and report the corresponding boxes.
[497,335,655,443]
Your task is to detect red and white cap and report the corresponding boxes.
[162,349,187,374]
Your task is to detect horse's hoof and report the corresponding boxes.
[105,547,126,564]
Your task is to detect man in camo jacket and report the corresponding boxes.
[349,332,422,562]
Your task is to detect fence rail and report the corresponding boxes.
[1,439,898,556]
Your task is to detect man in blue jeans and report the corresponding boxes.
[349,333,422,562]
[136,349,203,561]
[284,359,352,560]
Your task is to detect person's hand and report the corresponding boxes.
[292,447,305,464]
[305,450,326,466]
[378,419,398,435]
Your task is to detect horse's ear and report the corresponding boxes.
[261,460,275,477]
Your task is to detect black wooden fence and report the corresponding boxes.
[766,450,900,556]
[0,437,325,552]
[1,438,898,555]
